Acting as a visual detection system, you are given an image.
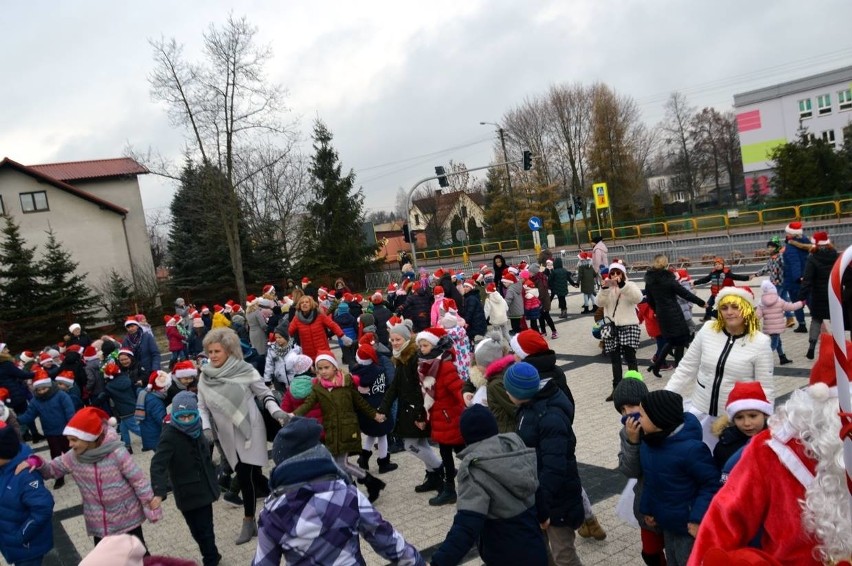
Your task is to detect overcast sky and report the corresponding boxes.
[2,0,851,218]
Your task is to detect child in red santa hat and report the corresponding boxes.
[710,381,772,475]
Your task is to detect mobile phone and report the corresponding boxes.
[621,412,640,425]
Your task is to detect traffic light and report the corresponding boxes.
[402,223,411,243]
[522,150,533,171]
[435,166,449,188]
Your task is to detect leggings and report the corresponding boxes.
[362,435,388,459]
[539,311,556,333]
[510,317,522,333]
[403,437,442,470]
[609,345,638,389]
[557,295,567,311]
[439,443,464,481]
[235,461,261,517]
[334,454,366,480]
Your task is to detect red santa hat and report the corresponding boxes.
[725,381,773,419]
[523,279,536,290]
[83,346,99,362]
[201,305,210,314]
[479,264,489,273]
[246,294,257,305]
[263,284,275,295]
[545,259,554,267]
[485,282,497,294]
[103,361,120,378]
[811,231,830,246]
[442,298,458,313]
[507,266,519,276]
[808,334,852,395]
[0,387,9,404]
[386,315,403,329]
[213,304,224,313]
[66,344,82,354]
[118,347,135,358]
[55,370,76,387]
[172,360,197,380]
[32,367,52,389]
[416,326,447,347]
[518,261,528,270]
[785,221,803,237]
[463,279,477,290]
[359,332,377,346]
[371,291,383,305]
[147,370,172,392]
[124,317,140,328]
[676,268,691,282]
[717,286,755,307]
[354,293,363,303]
[433,286,445,297]
[318,287,328,297]
[19,350,35,364]
[38,352,54,367]
[164,315,177,326]
[231,304,243,314]
[63,407,114,442]
[314,351,339,369]
[387,282,399,293]
[301,277,311,285]
[433,268,446,279]
[356,343,379,366]
[226,300,235,307]
[343,292,354,303]
[510,329,549,360]
[501,272,517,285]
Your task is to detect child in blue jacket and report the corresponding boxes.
[638,390,720,566]
[17,371,75,489]
[135,371,170,452]
[334,302,358,366]
[0,421,54,565]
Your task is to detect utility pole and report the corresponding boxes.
[497,127,520,243]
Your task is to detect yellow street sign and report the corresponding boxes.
[592,182,609,209]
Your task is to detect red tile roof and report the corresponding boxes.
[28,157,148,182]
[0,158,128,215]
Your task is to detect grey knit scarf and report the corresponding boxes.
[199,355,259,443]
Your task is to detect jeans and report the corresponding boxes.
[663,529,695,566]
[119,416,142,448]
[782,283,806,323]
[769,333,785,357]
[182,504,219,566]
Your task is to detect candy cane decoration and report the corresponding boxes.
[827,246,852,515]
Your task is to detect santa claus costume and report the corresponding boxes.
[689,333,852,565]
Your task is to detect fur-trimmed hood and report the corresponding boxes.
[392,339,418,366]
[469,366,487,390]
[485,355,515,381]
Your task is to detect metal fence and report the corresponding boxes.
[364,254,532,291]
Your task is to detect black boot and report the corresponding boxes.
[362,473,386,503]
[53,477,65,490]
[806,341,816,360]
[357,449,372,471]
[794,323,808,333]
[641,551,666,566]
[377,455,398,474]
[429,478,457,506]
[779,354,793,365]
[387,435,405,454]
[414,467,444,493]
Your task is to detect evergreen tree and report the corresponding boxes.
[0,215,49,348]
[298,120,378,277]
[482,165,514,240]
[39,228,100,329]
[98,269,134,326]
[769,128,852,200]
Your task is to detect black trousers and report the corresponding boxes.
[94,525,146,552]
[557,295,567,311]
[609,345,638,389]
[540,311,556,332]
[182,504,219,566]
[235,461,263,517]
[438,443,464,482]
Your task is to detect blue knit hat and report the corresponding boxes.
[503,362,540,400]
[272,416,323,465]
[460,404,499,444]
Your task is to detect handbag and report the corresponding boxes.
[599,293,621,340]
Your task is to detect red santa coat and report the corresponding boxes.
[689,428,821,566]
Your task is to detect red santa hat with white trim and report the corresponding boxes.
[716,286,755,307]
[172,360,197,380]
[147,370,172,392]
[486,282,497,294]
[510,329,549,360]
[38,352,54,367]
[63,407,115,442]
[501,272,517,285]
[19,350,35,364]
[416,326,448,346]
[371,291,384,305]
[263,284,275,296]
[785,221,803,237]
[301,277,311,285]
[725,381,773,419]
[387,282,399,293]
[31,366,52,389]
[811,231,830,246]
[83,346,99,363]
[56,370,76,388]
[356,343,379,366]
[808,334,852,396]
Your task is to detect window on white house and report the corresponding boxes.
[0,195,4,215]
[798,98,812,118]
[674,191,686,203]
[20,191,49,213]
[655,178,668,192]
[821,130,837,148]
[817,94,832,115]
[414,213,420,226]
[839,89,852,111]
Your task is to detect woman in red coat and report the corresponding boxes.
[288,295,351,360]
[415,326,465,507]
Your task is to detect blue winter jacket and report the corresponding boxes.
[782,236,810,285]
[0,443,55,563]
[0,360,34,410]
[639,412,720,534]
[139,393,167,451]
[17,386,76,436]
[122,331,162,375]
[514,380,584,529]
[105,372,138,418]
[462,290,488,340]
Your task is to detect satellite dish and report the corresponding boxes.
[455,229,467,242]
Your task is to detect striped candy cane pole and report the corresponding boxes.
[827,246,852,515]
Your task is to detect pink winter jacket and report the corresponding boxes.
[39,428,158,537]
[757,289,803,335]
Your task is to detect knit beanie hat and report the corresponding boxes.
[510,329,549,360]
[641,390,684,430]
[529,263,541,275]
[460,404,499,445]
[314,351,339,370]
[503,362,540,400]
[612,370,648,414]
[474,331,506,368]
[80,534,146,566]
[289,375,314,400]
[760,280,777,295]
[272,416,324,465]
[291,354,315,376]
[387,316,413,341]
[0,421,20,460]
[171,391,198,413]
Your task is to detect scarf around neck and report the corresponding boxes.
[200,355,259,442]
[77,430,124,464]
[319,370,345,390]
[170,410,203,438]
[296,310,317,325]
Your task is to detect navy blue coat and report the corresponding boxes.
[514,380,584,528]
[17,387,75,436]
[462,290,487,340]
[639,412,720,534]
[352,362,394,438]
[402,287,432,332]
[370,303,393,347]
[782,236,810,285]
[139,393,167,451]
[122,331,162,375]
[0,360,33,411]
[105,372,138,418]
[0,444,54,563]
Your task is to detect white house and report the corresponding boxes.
[0,157,156,297]
[409,189,486,246]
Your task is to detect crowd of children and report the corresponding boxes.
[0,223,845,566]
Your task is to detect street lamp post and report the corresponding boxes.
[480,121,520,243]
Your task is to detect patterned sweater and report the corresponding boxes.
[38,428,158,537]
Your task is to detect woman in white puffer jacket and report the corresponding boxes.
[665,286,774,449]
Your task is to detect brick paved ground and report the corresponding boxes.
[18,278,812,566]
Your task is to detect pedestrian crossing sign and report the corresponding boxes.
[592,183,609,209]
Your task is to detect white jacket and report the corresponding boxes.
[666,323,774,417]
[263,342,302,388]
[484,292,509,325]
[595,281,642,326]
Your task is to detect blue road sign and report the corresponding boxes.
[528,216,542,231]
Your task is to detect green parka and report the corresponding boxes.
[549,258,570,296]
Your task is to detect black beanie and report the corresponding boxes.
[612,372,648,414]
[641,390,684,430]
[460,405,499,445]
[0,422,20,460]
[271,417,323,465]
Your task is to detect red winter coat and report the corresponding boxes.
[288,311,345,360]
[281,389,325,440]
[424,356,465,446]
[637,302,661,338]
[165,326,184,353]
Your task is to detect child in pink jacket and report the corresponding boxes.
[17,407,161,548]
[756,280,804,365]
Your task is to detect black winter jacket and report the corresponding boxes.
[522,350,574,409]
[800,247,839,321]
[462,290,488,340]
[0,359,33,412]
[403,287,432,332]
[379,340,430,438]
[150,425,219,511]
[644,268,705,339]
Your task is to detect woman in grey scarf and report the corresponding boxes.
[197,328,289,545]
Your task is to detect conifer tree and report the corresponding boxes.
[39,228,100,329]
[0,215,49,347]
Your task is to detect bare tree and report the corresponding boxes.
[144,208,171,270]
[395,186,410,221]
[663,92,703,213]
[147,14,292,299]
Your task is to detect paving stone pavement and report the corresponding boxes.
[17,278,813,566]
